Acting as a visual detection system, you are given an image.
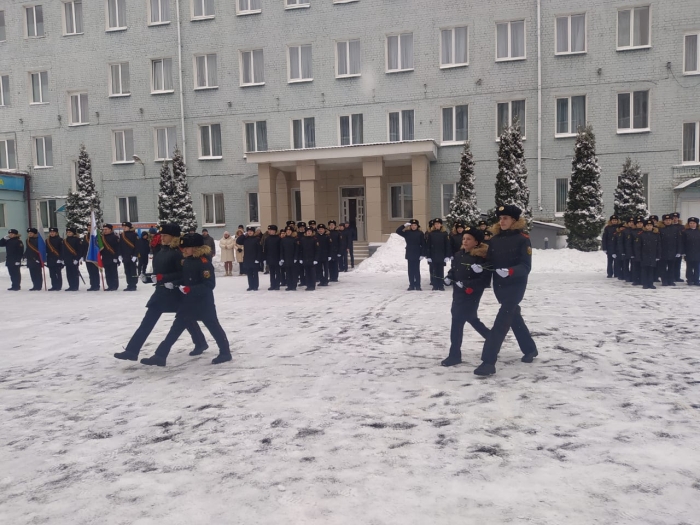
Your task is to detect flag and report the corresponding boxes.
[86,210,103,268]
[34,202,48,266]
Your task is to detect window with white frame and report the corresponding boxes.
[390,184,413,220]
[195,54,217,89]
[497,100,525,138]
[292,117,315,149]
[617,91,649,132]
[0,203,5,228]
[26,5,44,37]
[244,121,268,152]
[441,183,456,217]
[109,63,130,96]
[237,0,261,14]
[107,0,127,30]
[117,196,138,222]
[0,75,9,106]
[30,71,48,104]
[289,45,313,82]
[203,193,225,225]
[286,0,309,8]
[339,114,363,145]
[683,122,700,164]
[248,192,259,223]
[555,95,586,136]
[199,124,222,158]
[684,33,699,74]
[112,129,134,163]
[441,27,468,67]
[442,105,468,143]
[193,0,215,19]
[69,92,89,125]
[617,6,650,49]
[240,49,264,85]
[149,0,170,24]
[388,110,414,142]
[555,178,569,215]
[555,14,585,54]
[40,199,58,229]
[155,126,177,160]
[34,136,53,167]
[496,20,525,60]
[0,139,16,169]
[387,33,414,72]
[0,11,6,42]
[63,1,83,35]
[152,58,173,93]
[336,39,361,77]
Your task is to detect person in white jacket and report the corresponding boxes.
[219,231,236,276]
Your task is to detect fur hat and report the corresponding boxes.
[246,226,256,232]
[433,218,443,224]
[49,227,59,233]
[643,219,654,227]
[122,222,133,228]
[672,212,680,219]
[477,220,488,227]
[496,204,522,221]
[650,215,659,222]
[297,222,306,229]
[103,224,114,230]
[454,222,464,229]
[308,220,317,226]
[67,227,78,234]
[662,214,672,221]
[8,228,18,235]
[26,227,38,234]
[328,219,337,225]
[268,225,278,231]
[286,220,296,226]
[159,223,181,237]
[688,217,699,225]
[317,224,326,230]
[180,233,204,248]
[462,226,484,244]
[610,214,619,221]
[409,219,420,227]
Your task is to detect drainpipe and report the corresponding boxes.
[537,0,543,213]
[175,0,187,163]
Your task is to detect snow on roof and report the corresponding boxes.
[673,177,700,191]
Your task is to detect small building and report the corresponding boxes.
[0,170,30,263]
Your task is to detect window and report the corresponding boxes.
[237,0,261,14]
[199,124,222,158]
[0,11,5,42]
[109,63,130,96]
[555,95,586,136]
[117,196,138,222]
[63,1,83,35]
[685,34,699,74]
[292,117,315,149]
[336,39,361,77]
[30,71,48,104]
[441,27,468,67]
[112,129,134,163]
[555,14,585,54]
[289,45,313,82]
[390,184,413,220]
[555,178,569,215]
[286,0,309,8]
[683,122,700,164]
[0,203,5,228]
[107,0,127,30]
[442,105,468,143]
[195,54,218,89]
[292,189,302,222]
[617,6,650,49]
[152,58,173,93]
[155,126,177,160]
[248,192,259,223]
[442,183,456,217]
[339,114,363,145]
[203,193,225,225]
[240,49,264,86]
[0,75,8,106]
[40,200,58,229]
[149,0,170,24]
[26,6,44,37]
[0,139,16,169]
[496,20,525,60]
[193,0,215,19]
[617,91,649,133]
[244,121,268,152]
[497,100,525,138]
[387,33,414,72]
[34,136,53,167]
[69,92,89,125]
[388,110,415,142]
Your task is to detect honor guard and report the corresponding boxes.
[100,224,120,291]
[46,227,64,291]
[119,222,139,291]
[62,227,83,291]
[24,228,44,291]
[0,229,24,290]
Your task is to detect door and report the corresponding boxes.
[340,187,366,242]
[682,199,700,220]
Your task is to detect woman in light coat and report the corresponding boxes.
[234,227,245,275]
[219,231,236,276]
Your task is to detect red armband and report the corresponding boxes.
[465,288,474,295]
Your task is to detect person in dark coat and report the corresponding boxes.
[82,230,101,291]
[427,218,451,291]
[237,226,263,291]
[612,223,626,280]
[471,205,538,377]
[45,227,64,291]
[621,218,636,283]
[62,228,83,291]
[118,222,139,291]
[299,227,319,291]
[24,228,44,291]
[635,219,662,289]
[682,217,700,285]
[114,223,207,362]
[629,217,644,286]
[327,220,342,281]
[477,220,488,231]
[441,227,492,367]
[140,233,230,366]
[658,214,682,286]
[202,229,216,259]
[316,224,332,286]
[449,222,465,257]
[263,225,282,290]
[344,220,357,269]
[337,223,349,272]
[138,232,151,275]
[100,224,120,291]
[280,227,299,291]
[0,229,24,290]
[671,213,685,282]
[601,215,620,278]
[396,219,426,291]
[296,222,307,285]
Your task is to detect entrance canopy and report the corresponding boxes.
[673,177,700,191]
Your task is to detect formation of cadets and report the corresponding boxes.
[601,212,700,289]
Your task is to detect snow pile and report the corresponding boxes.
[356,233,429,275]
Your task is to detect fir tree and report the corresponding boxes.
[65,144,102,231]
[170,148,197,231]
[493,123,531,228]
[613,157,648,219]
[446,141,481,228]
[157,160,175,225]
[564,125,606,251]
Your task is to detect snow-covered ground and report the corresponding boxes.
[1,243,699,525]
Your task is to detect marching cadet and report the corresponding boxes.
[140,233,230,366]
[281,226,299,291]
[682,217,700,285]
[426,218,451,291]
[316,224,332,286]
[46,227,64,291]
[119,222,139,291]
[338,223,349,272]
[482,229,494,289]
[396,219,426,291]
[62,227,83,291]
[671,212,684,282]
[83,229,101,291]
[601,215,620,278]
[237,226,263,291]
[629,217,644,286]
[263,225,282,290]
[658,214,682,286]
[299,227,319,291]
[138,231,151,275]
[327,220,342,282]
[441,226,491,367]
[449,222,465,257]
[471,205,538,377]
[635,219,661,289]
[0,229,24,290]
[24,228,44,291]
[100,224,120,291]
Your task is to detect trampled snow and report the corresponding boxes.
[1,246,699,524]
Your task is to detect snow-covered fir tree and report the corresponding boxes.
[613,157,648,219]
[446,141,481,228]
[564,125,606,251]
[169,148,197,231]
[157,160,175,225]
[494,123,531,228]
[65,144,102,231]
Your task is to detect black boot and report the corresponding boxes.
[114,351,139,361]
[474,362,496,376]
[440,355,462,367]
[140,355,167,366]
[189,343,209,357]
[521,350,538,363]
[212,353,232,365]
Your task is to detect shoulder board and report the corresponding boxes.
[200,256,208,263]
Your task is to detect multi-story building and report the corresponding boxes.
[0,0,699,244]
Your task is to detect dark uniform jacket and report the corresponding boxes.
[145,242,189,312]
[174,252,217,320]
[237,234,263,271]
[682,228,700,262]
[0,237,24,266]
[449,232,464,257]
[427,230,451,263]
[299,235,319,265]
[203,235,216,257]
[337,230,349,255]
[658,224,682,261]
[628,228,643,258]
[263,235,282,265]
[396,226,426,261]
[622,226,636,259]
[316,233,332,261]
[280,235,299,266]
[46,236,64,266]
[119,230,139,260]
[328,229,341,258]
[446,245,489,303]
[81,235,91,259]
[485,218,532,304]
[601,223,618,253]
[101,233,120,265]
[62,236,82,265]
[24,237,43,268]
[635,230,661,266]
[613,228,626,257]
[138,237,151,260]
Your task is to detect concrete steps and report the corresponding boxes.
[352,241,369,263]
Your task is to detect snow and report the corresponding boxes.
[1,247,700,524]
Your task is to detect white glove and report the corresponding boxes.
[471,264,483,273]
[15,262,20,266]
[151,275,158,283]
[57,260,64,264]
[455,281,464,289]
[164,282,174,289]
[179,285,188,294]
[313,261,318,265]
[3,235,9,240]
[73,260,79,266]
[81,257,85,262]
[279,260,284,266]
[612,254,617,259]
[443,277,451,286]
[140,274,149,284]
[113,258,118,263]
[426,258,432,263]
[254,260,259,264]
[131,256,138,262]
[404,222,411,228]
[444,257,450,264]
[419,256,425,261]
[676,254,681,258]
[496,268,510,278]
[337,254,341,257]
[299,260,303,265]
[328,257,331,261]
[118,256,123,262]
[293,260,297,264]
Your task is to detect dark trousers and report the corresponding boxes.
[347,243,354,267]
[430,262,445,289]
[606,253,615,277]
[155,309,228,359]
[123,260,138,289]
[661,260,675,285]
[631,260,641,285]
[269,265,281,289]
[138,257,149,275]
[247,269,259,290]
[481,303,537,364]
[280,266,287,286]
[304,264,316,290]
[298,264,305,285]
[448,294,491,361]
[285,266,297,290]
[686,260,699,284]
[622,258,633,282]
[126,307,206,356]
[66,263,80,290]
[86,262,101,289]
[674,257,682,281]
[48,264,63,290]
[28,265,43,290]
[642,266,656,288]
[7,263,21,289]
[407,259,421,289]
[329,258,339,281]
[339,251,348,272]
[104,263,119,290]
[319,260,330,285]
[614,257,623,279]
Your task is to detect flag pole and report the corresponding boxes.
[41,253,47,291]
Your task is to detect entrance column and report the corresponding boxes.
[362,156,385,243]
[411,155,429,230]
[258,163,277,227]
[296,160,319,221]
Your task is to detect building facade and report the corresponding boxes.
[0,0,699,242]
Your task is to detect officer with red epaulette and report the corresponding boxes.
[62,227,83,291]
[46,227,64,291]
[24,228,44,291]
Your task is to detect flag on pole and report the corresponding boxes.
[86,210,103,268]
[34,202,48,265]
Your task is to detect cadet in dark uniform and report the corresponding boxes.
[426,218,451,291]
[119,222,139,291]
[344,220,357,269]
[327,220,342,281]
[46,227,64,291]
[138,231,151,275]
[635,219,661,289]
[296,222,307,284]
[671,213,684,282]
[682,217,700,285]
[100,224,120,291]
[441,227,491,367]
[24,228,44,291]
[299,227,319,291]
[83,229,101,291]
[613,223,626,280]
[621,218,636,283]
[472,205,538,376]
[337,223,349,272]
[629,217,644,286]
[62,227,83,291]
[601,215,620,278]
[140,233,230,366]
[316,224,332,286]
[658,214,682,286]
[477,220,488,231]
[237,226,263,291]
[0,229,24,290]
[281,227,299,291]
[263,225,282,290]
[449,222,465,257]
[396,219,426,291]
